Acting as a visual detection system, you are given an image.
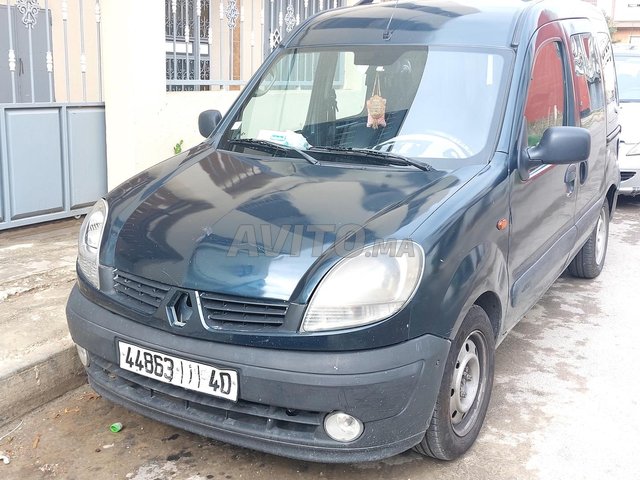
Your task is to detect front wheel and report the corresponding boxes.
[568,202,610,279]
[414,305,495,460]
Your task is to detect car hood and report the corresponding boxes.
[103,145,481,301]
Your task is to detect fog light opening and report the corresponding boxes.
[76,344,90,367]
[323,411,364,443]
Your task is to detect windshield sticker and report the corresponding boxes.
[256,129,311,149]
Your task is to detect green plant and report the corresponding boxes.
[173,139,184,155]
[603,10,617,37]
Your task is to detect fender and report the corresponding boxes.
[442,242,509,344]
[407,158,511,342]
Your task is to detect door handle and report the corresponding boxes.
[579,160,589,184]
[564,164,577,196]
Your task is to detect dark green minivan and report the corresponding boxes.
[67,0,620,462]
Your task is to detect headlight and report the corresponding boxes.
[77,199,108,289]
[626,143,640,156]
[301,241,424,332]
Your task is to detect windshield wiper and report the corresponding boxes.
[309,146,432,171]
[227,138,319,165]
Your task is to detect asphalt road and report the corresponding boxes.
[1,197,639,480]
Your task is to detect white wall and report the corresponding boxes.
[599,0,640,21]
[101,1,240,189]
[613,2,640,21]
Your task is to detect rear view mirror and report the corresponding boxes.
[198,109,222,138]
[518,126,591,180]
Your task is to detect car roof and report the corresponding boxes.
[286,0,604,49]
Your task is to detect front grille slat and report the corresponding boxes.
[114,285,163,308]
[200,292,288,308]
[113,270,170,315]
[199,291,288,328]
[114,270,172,292]
[115,279,168,300]
[200,300,287,317]
[205,311,285,325]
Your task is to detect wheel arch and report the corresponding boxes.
[606,183,618,218]
[473,291,502,340]
[441,242,508,344]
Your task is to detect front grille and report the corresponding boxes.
[113,270,171,315]
[111,270,291,330]
[199,291,288,328]
[621,171,636,182]
[89,355,322,437]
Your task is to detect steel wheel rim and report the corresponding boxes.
[449,330,488,437]
[595,207,607,266]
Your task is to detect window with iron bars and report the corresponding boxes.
[165,0,212,91]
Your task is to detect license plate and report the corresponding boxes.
[118,341,238,402]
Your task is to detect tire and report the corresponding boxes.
[568,202,609,279]
[414,305,495,460]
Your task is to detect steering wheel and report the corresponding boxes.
[374,133,473,159]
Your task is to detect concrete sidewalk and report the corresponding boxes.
[0,219,86,427]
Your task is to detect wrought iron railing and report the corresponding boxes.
[1,0,103,104]
[164,0,346,91]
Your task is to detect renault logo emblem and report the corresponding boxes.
[166,291,194,328]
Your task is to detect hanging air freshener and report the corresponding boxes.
[367,72,387,129]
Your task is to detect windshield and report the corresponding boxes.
[615,54,640,102]
[219,45,509,167]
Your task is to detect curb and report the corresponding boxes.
[0,346,87,427]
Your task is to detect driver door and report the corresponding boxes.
[507,23,578,327]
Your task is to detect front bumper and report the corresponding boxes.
[66,285,450,462]
[619,174,640,196]
[619,150,640,196]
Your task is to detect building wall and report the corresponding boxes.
[614,27,640,43]
[101,1,239,189]
[612,2,640,21]
[598,0,640,43]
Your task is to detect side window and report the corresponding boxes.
[525,41,566,147]
[597,32,619,133]
[597,33,618,106]
[571,33,605,126]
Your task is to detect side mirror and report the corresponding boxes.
[198,109,222,138]
[518,126,591,180]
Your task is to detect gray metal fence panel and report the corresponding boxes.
[5,107,64,219]
[0,110,6,223]
[1,0,106,230]
[0,104,105,230]
[67,107,107,208]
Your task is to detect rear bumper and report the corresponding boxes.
[619,184,640,196]
[66,285,450,462]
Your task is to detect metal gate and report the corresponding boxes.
[163,0,345,92]
[264,0,346,53]
[0,0,106,230]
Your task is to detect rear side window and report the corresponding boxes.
[525,41,566,147]
[571,33,605,127]
[597,33,618,106]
